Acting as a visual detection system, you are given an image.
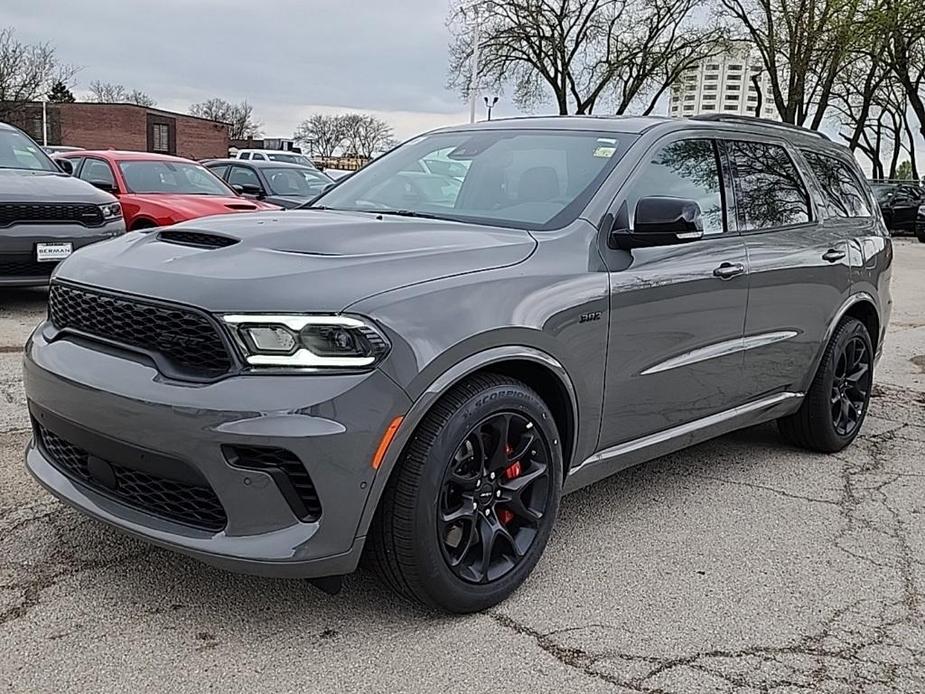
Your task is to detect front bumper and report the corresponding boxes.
[0,220,125,286]
[24,325,410,578]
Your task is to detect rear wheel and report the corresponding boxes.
[778,317,873,452]
[368,373,562,613]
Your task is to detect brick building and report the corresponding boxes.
[12,102,229,160]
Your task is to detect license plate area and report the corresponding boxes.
[36,242,73,262]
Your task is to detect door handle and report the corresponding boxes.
[713,262,746,280]
[822,248,846,263]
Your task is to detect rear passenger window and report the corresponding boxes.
[726,141,811,230]
[625,139,725,235]
[802,151,871,218]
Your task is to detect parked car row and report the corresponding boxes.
[0,123,339,285]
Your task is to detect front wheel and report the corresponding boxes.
[916,227,925,243]
[778,317,873,452]
[368,373,562,613]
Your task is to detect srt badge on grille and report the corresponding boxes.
[155,332,208,349]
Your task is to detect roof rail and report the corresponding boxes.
[689,114,829,141]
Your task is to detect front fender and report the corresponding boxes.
[354,345,578,540]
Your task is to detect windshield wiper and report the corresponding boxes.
[364,209,442,220]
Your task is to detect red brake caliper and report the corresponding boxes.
[497,445,521,525]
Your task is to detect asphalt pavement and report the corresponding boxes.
[1,241,924,693]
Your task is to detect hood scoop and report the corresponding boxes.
[224,203,259,211]
[157,230,239,249]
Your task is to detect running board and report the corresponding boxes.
[564,391,803,494]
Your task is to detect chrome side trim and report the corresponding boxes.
[640,331,799,375]
[571,391,803,475]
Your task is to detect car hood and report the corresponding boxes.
[0,169,116,203]
[129,194,278,218]
[55,210,537,312]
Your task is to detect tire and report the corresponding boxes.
[368,373,563,613]
[916,228,925,243]
[778,317,873,452]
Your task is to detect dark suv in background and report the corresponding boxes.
[0,122,124,285]
[24,115,891,612]
[871,182,925,241]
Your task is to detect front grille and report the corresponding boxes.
[157,230,239,249]
[38,425,227,531]
[48,283,233,378]
[0,254,58,277]
[0,202,103,227]
[224,445,322,522]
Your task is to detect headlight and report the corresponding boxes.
[99,202,122,220]
[222,314,390,369]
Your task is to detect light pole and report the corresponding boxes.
[484,95,498,121]
[466,6,482,124]
[42,97,48,147]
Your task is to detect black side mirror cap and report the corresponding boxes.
[238,183,264,198]
[56,159,73,175]
[610,196,704,250]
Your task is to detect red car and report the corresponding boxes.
[56,151,278,230]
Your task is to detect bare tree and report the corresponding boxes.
[719,0,866,127]
[189,98,262,139]
[877,0,925,143]
[293,114,349,158]
[340,114,396,158]
[88,80,156,107]
[0,27,77,120]
[448,0,723,116]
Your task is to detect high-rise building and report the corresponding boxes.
[669,44,779,120]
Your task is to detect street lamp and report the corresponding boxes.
[484,96,499,121]
[460,5,482,124]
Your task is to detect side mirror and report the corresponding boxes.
[610,197,704,250]
[56,159,73,175]
[238,183,264,199]
[89,180,118,194]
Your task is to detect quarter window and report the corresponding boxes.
[625,139,725,235]
[801,151,871,219]
[726,141,811,230]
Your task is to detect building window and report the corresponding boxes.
[706,64,720,70]
[684,95,695,101]
[728,64,743,71]
[705,74,718,81]
[727,74,742,81]
[152,124,169,152]
[704,84,718,92]
[727,84,741,91]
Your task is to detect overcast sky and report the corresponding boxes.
[2,0,532,141]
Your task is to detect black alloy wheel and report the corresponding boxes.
[778,316,874,453]
[368,373,562,613]
[830,336,871,437]
[438,412,551,584]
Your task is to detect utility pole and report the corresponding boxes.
[484,96,499,121]
[468,7,481,124]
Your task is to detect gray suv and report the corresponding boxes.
[0,123,124,285]
[24,115,892,612]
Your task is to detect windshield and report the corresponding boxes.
[266,152,314,167]
[118,160,235,195]
[0,129,58,172]
[265,167,332,197]
[312,129,633,229]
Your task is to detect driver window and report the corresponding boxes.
[79,158,116,188]
[624,139,724,235]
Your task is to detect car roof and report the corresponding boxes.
[236,149,307,154]
[206,158,315,170]
[425,114,855,163]
[58,150,198,163]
